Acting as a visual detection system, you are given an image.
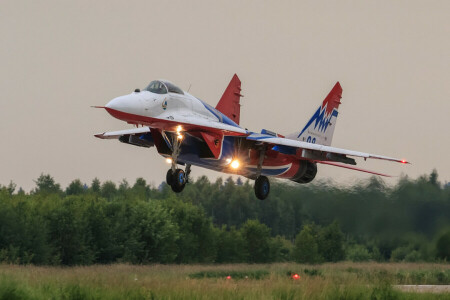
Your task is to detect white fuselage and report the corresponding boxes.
[105,90,246,134]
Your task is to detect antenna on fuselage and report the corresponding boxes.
[187,83,192,93]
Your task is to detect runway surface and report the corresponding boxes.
[394,285,450,293]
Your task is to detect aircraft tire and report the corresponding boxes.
[166,169,174,186]
[171,169,186,193]
[254,176,270,200]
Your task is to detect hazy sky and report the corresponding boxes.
[1,0,449,191]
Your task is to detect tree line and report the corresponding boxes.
[0,170,449,265]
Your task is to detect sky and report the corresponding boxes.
[1,0,449,191]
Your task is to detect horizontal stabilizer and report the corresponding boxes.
[95,127,151,139]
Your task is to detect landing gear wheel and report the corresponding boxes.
[254,176,270,200]
[171,168,186,193]
[166,169,174,186]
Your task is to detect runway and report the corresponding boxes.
[394,285,450,293]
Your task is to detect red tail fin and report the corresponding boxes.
[215,74,243,125]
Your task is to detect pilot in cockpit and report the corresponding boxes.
[146,81,167,94]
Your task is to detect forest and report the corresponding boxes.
[0,170,449,265]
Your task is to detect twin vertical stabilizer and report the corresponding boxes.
[287,82,342,146]
[215,74,243,125]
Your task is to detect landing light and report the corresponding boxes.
[165,158,172,164]
[230,159,240,169]
[176,125,184,140]
[225,158,232,164]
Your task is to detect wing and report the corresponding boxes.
[246,133,408,177]
[94,122,241,157]
[247,133,408,164]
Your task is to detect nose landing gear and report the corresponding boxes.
[166,164,191,193]
[164,129,191,193]
[167,168,186,193]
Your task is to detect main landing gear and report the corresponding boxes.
[253,145,270,200]
[254,176,270,200]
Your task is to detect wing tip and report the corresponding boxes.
[94,133,106,139]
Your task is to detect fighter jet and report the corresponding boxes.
[95,74,408,200]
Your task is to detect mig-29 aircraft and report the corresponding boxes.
[95,74,408,200]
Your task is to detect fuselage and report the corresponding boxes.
[98,77,407,199]
[104,80,305,180]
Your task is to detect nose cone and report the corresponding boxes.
[104,94,142,121]
[105,96,125,111]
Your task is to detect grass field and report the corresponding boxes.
[0,262,449,299]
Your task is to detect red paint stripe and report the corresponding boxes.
[105,107,247,137]
[316,161,391,177]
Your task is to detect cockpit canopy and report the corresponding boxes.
[145,81,167,94]
[145,80,184,95]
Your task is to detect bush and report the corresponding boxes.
[293,225,322,264]
[370,247,384,262]
[124,201,179,263]
[317,221,345,262]
[346,244,371,262]
[240,220,272,263]
[215,226,247,263]
[303,268,322,277]
[390,246,411,262]
[270,236,293,262]
[162,198,217,263]
[436,230,450,261]
[404,250,421,262]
